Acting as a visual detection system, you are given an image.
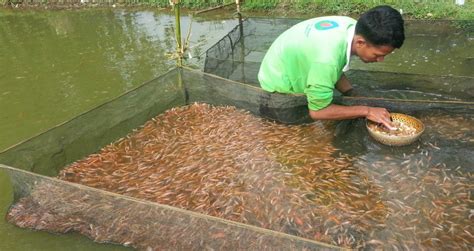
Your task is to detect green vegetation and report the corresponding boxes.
[2,0,473,20]
[245,0,474,20]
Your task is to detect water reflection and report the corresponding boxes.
[352,21,474,76]
[0,9,237,150]
[204,18,474,86]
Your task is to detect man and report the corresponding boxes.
[258,5,405,130]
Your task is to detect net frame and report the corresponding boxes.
[0,67,344,250]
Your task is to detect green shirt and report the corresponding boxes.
[258,16,356,111]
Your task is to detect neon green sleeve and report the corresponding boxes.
[304,63,340,111]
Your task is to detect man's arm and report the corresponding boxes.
[309,104,395,130]
[305,67,394,129]
[335,73,353,94]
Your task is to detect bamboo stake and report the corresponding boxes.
[172,0,183,67]
[236,0,241,14]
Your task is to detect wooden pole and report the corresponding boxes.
[173,0,183,67]
[236,0,241,14]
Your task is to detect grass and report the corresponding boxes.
[1,0,473,20]
[244,0,474,20]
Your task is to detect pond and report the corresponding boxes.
[0,8,238,251]
[0,8,472,250]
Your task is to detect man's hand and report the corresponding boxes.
[308,103,395,131]
[366,107,396,130]
[308,104,394,130]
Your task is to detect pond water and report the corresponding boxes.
[0,9,472,250]
[0,8,238,251]
[351,20,474,76]
[203,17,473,101]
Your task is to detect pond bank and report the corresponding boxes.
[2,0,474,20]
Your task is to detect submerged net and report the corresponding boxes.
[4,100,473,249]
[3,165,334,251]
[2,17,474,251]
[2,67,473,250]
[1,68,341,251]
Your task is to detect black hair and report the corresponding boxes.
[355,5,405,48]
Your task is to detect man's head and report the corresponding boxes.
[353,5,405,63]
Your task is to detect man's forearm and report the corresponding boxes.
[309,104,395,130]
[309,104,369,120]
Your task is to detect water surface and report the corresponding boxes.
[1,10,472,250]
[0,8,237,251]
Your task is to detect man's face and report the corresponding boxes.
[353,36,395,63]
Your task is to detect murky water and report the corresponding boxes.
[0,8,237,251]
[203,18,474,98]
[350,20,474,76]
[0,9,237,151]
[1,10,472,250]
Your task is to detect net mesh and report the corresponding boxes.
[204,18,474,103]
[1,17,474,250]
[2,165,336,251]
